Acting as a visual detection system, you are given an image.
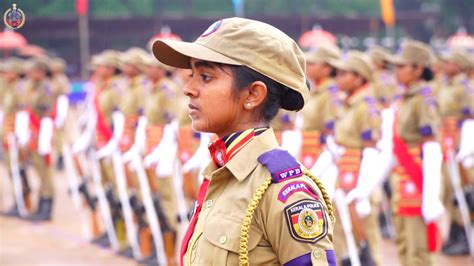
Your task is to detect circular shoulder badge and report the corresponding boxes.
[284,199,328,243]
[200,20,223,37]
[298,207,319,235]
[4,3,26,30]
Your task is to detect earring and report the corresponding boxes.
[246,102,251,107]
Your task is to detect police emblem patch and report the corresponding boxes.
[284,199,328,243]
[3,3,25,30]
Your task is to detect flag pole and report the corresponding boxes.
[77,0,90,80]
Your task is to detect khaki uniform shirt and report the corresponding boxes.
[95,78,120,127]
[438,73,471,119]
[1,80,22,138]
[145,77,179,126]
[24,80,53,118]
[50,74,70,99]
[372,70,397,105]
[120,75,145,117]
[335,85,381,149]
[396,81,439,145]
[183,128,335,265]
[301,78,340,132]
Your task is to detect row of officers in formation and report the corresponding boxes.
[1,35,474,266]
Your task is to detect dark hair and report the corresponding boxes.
[350,71,368,86]
[229,65,302,123]
[329,66,337,78]
[411,64,433,81]
[421,67,434,81]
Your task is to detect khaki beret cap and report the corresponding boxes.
[329,50,374,81]
[3,57,24,74]
[369,45,391,63]
[305,43,341,64]
[142,54,173,71]
[49,57,67,72]
[442,49,471,69]
[387,40,433,67]
[25,57,50,72]
[152,17,309,111]
[95,50,121,68]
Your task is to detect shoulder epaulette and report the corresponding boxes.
[420,86,437,106]
[257,149,303,183]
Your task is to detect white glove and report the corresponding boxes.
[457,119,474,163]
[326,135,345,160]
[311,148,334,177]
[15,110,30,148]
[280,130,302,158]
[421,141,445,223]
[355,198,372,218]
[377,107,395,151]
[38,117,54,155]
[143,121,178,169]
[96,111,124,159]
[134,116,147,155]
[73,111,96,154]
[54,95,69,128]
[182,133,212,174]
[154,121,179,177]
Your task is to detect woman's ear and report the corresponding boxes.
[244,81,268,110]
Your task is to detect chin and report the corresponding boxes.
[190,120,206,133]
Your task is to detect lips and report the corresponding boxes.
[188,103,199,116]
[188,103,198,110]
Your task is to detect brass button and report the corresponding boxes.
[312,249,322,259]
[219,235,227,244]
[205,200,213,208]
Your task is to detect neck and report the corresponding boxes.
[446,71,461,80]
[216,121,267,139]
[314,76,327,86]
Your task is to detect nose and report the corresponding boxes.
[183,79,198,98]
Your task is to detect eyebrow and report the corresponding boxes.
[192,60,218,70]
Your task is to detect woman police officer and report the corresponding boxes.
[152,17,335,265]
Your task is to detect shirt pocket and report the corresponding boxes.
[203,213,264,265]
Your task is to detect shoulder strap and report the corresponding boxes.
[257,149,303,183]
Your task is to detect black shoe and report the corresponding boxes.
[25,198,53,222]
[359,241,375,266]
[117,246,134,258]
[137,254,159,266]
[56,155,64,171]
[442,229,470,256]
[1,205,20,217]
[442,223,465,252]
[340,257,351,266]
[92,232,110,248]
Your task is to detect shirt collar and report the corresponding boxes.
[203,128,279,182]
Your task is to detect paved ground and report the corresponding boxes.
[0,163,472,266]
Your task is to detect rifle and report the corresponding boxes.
[7,134,27,217]
[334,189,361,266]
[62,144,91,239]
[112,150,142,259]
[447,151,474,258]
[89,151,119,251]
[129,146,167,265]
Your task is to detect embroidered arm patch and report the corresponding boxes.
[284,199,328,243]
[278,181,318,203]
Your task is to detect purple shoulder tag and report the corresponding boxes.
[258,149,303,183]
